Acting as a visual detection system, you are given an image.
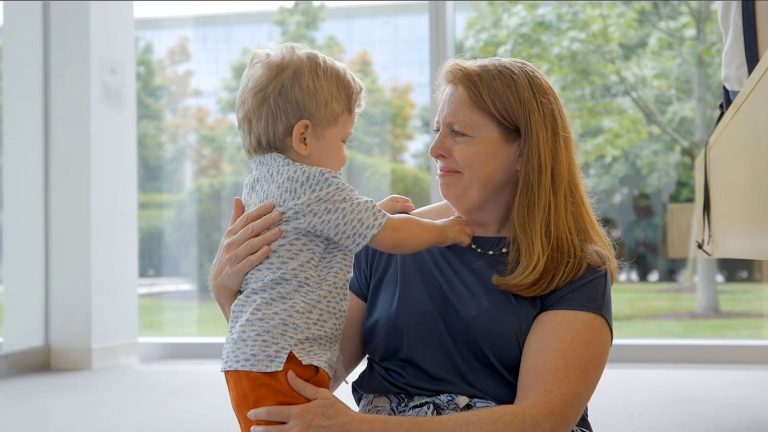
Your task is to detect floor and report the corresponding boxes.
[1,361,767,432]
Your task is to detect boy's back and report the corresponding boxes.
[222,152,387,376]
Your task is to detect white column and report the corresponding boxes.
[2,2,47,355]
[47,1,138,369]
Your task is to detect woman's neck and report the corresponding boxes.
[457,205,511,237]
[416,200,511,236]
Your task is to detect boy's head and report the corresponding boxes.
[236,43,364,170]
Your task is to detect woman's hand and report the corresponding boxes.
[209,198,284,321]
[248,371,358,432]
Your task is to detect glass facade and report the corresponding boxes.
[135,1,431,336]
[0,12,4,349]
[455,0,767,339]
[132,0,766,339]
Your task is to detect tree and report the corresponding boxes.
[273,1,345,60]
[348,51,416,162]
[136,40,166,194]
[459,1,722,311]
[138,36,223,281]
[219,1,418,163]
[137,36,202,194]
[136,3,432,285]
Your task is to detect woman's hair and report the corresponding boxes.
[437,57,618,296]
[236,43,364,158]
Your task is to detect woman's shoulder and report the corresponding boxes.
[540,265,613,329]
[548,266,610,298]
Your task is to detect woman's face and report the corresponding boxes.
[429,85,520,223]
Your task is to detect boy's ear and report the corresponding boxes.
[291,119,312,157]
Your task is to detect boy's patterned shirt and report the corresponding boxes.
[221,153,388,376]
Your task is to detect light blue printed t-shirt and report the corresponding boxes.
[222,153,388,376]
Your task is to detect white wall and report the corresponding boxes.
[2,1,47,353]
[46,1,138,369]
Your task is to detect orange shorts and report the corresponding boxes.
[224,352,330,431]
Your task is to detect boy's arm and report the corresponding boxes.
[368,214,472,254]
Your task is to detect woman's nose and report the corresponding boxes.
[428,134,446,160]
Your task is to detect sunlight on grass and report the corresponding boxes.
[137,282,768,339]
[612,282,768,338]
[140,296,227,337]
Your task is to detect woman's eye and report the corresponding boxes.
[432,128,440,134]
[451,129,467,137]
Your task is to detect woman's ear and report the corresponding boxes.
[291,119,312,157]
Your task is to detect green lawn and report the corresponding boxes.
[611,282,768,338]
[139,295,229,337]
[136,282,768,339]
[1,283,766,339]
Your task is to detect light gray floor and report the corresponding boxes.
[1,361,767,432]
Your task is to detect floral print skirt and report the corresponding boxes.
[358,393,592,431]
[358,393,496,416]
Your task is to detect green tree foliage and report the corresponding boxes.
[219,1,418,163]
[344,150,431,208]
[459,1,721,210]
[136,3,430,286]
[347,51,416,162]
[137,36,202,194]
[459,1,722,285]
[273,1,345,60]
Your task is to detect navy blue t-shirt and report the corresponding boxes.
[349,236,612,430]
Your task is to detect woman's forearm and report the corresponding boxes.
[411,200,455,220]
[212,290,236,322]
[332,294,367,390]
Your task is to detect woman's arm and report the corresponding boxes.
[248,310,611,432]
[208,198,284,321]
[410,200,455,220]
[330,294,367,391]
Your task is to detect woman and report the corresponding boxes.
[210,57,617,432]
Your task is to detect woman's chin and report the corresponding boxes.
[438,187,460,206]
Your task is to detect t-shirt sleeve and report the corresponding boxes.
[541,267,613,337]
[294,172,388,253]
[349,246,374,303]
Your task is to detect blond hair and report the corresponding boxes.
[437,57,618,296]
[236,43,364,158]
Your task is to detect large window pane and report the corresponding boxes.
[456,0,767,339]
[134,1,430,336]
[0,9,4,350]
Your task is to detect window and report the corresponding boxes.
[0,10,4,350]
[134,1,431,336]
[456,0,767,339]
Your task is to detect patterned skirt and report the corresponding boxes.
[358,393,592,431]
[358,393,497,416]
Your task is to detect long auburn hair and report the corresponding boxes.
[437,57,618,296]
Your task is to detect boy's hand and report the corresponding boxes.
[436,216,473,247]
[377,194,416,215]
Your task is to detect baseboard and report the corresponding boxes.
[139,337,224,361]
[610,339,768,364]
[0,346,50,377]
[138,337,768,365]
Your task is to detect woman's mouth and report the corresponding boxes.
[437,167,461,178]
